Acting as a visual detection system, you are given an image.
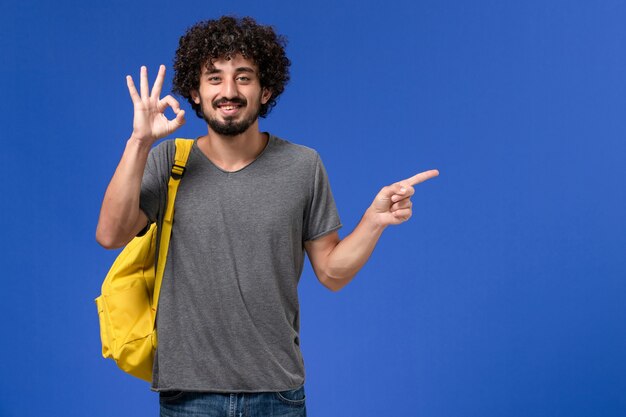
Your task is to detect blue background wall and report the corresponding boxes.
[1,0,625,416]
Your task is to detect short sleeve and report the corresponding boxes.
[303,153,342,241]
[139,141,173,227]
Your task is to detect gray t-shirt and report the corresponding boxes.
[140,134,342,392]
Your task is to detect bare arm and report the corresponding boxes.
[95,65,185,249]
[305,170,439,291]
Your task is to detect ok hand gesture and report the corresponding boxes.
[369,170,439,227]
[126,65,185,145]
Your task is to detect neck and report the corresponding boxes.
[197,122,268,172]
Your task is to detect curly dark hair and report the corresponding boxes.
[172,16,291,119]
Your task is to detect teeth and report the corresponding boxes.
[222,105,237,110]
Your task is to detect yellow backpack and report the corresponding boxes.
[95,138,194,382]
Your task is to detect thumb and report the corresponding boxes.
[378,183,409,199]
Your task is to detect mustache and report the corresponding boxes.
[212,97,247,108]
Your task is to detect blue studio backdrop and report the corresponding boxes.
[1,0,625,416]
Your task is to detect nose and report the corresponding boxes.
[221,77,239,100]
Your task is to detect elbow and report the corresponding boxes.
[95,225,126,250]
[329,284,346,293]
[95,233,120,250]
[321,270,354,292]
[97,239,121,250]
[323,280,343,292]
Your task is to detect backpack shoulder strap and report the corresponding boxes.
[152,138,194,311]
[169,138,194,189]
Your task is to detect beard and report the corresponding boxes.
[200,96,261,136]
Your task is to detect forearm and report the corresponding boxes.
[324,207,386,288]
[309,170,438,292]
[96,136,152,248]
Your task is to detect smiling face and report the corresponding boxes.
[191,54,272,136]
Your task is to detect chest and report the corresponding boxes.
[171,158,311,238]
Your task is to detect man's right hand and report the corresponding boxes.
[126,65,186,144]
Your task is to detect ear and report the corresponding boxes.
[261,88,272,105]
[190,90,200,105]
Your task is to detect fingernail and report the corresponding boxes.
[400,187,406,193]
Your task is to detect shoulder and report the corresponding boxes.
[269,134,321,166]
[145,138,193,177]
[148,138,195,163]
[150,139,177,159]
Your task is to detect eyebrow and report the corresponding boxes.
[204,67,257,75]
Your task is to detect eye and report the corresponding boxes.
[236,76,251,83]
[207,76,221,83]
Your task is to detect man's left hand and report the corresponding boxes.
[368,169,439,227]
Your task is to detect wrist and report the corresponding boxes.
[363,207,388,233]
[126,135,153,155]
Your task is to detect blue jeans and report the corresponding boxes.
[159,385,307,417]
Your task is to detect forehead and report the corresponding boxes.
[203,54,259,73]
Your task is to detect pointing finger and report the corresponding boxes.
[151,65,166,100]
[157,95,182,113]
[404,169,439,187]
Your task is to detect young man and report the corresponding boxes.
[96,16,438,416]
